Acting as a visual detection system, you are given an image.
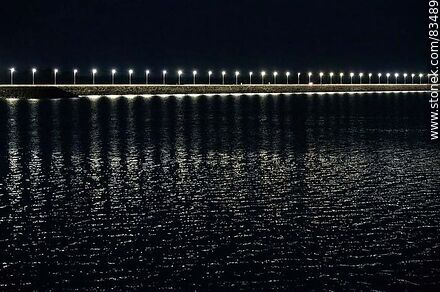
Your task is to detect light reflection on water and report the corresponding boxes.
[0,93,439,290]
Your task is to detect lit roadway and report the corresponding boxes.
[0,84,430,99]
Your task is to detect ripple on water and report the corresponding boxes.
[0,93,439,290]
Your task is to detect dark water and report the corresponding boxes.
[0,93,439,291]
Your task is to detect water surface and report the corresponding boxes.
[0,93,439,290]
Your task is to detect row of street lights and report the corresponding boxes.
[7,68,428,85]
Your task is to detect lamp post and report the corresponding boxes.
[10,68,15,85]
[386,73,390,84]
[308,72,312,84]
[222,71,226,85]
[249,71,253,84]
[273,71,278,84]
[286,72,290,84]
[411,73,415,84]
[128,69,134,85]
[378,73,382,84]
[297,72,301,84]
[368,73,372,84]
[419,73,423,84]
[73,69,78,85]
[261,71,266,84]
[163,70,167,84]
[394,73,399,84]
[350,72,354,84]
[329,72,334,84]
[319,72,324,84]
[92,68,97,85]
[178,70,183,85]
[403,73,408,84]
[193,70,197,84]
[32,68,37,85]
[234,71,240,85]
[54,69,58,85]
[359,73,364,84]
[145,70,150,84]
[339,73,344,84]
[208,71,212,85]
[111,69,117,85]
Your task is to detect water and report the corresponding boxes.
[0,93,439,290]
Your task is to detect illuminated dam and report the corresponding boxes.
[0,84,430,99]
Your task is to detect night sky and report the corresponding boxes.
[0,0,426,75]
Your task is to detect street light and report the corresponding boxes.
[178,70,183,85]
[163,70,167,84]
[111,69,117,85]
[273,71,278,84]
[222,71,226,85]
[235,71,240,85]
[92,68,97,85]
[249,71,253,84]
[359,73,364,84]
[73,69,78,85]
[128,69,134,85]
[193,70,197,84]
[394,73,399,84]
[145,70,150,84]
[9,68,15,85]
[419,73,423,84]
[308,72,312,84]
[386,73,390,84]
[54,69,58,85]
[286,72,290,84]
[261,71,266,84]
[329,72,334,84]
[350,72,354,84]
[319,72,324,84]
[208,71,212,85]
[32,68,37,85]
[297,72,301,84]
[339,73,344,84]
[368,73,372,84]
[411,73,415,84]
[403,73,408,84]
[378,73,382,84]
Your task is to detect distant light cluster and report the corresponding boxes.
[5,67,428,85]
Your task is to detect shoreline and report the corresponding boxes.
[0,84,430,99]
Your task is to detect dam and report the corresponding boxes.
[0,84,430,98]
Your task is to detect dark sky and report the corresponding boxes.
[0,0,426,75]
